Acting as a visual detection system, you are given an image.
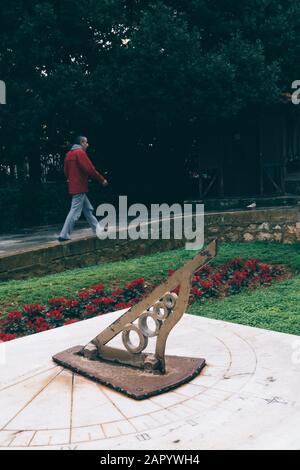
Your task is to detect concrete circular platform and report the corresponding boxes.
[0,311,299,450]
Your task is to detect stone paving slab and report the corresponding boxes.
[0,311,299,450]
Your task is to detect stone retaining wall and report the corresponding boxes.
[0,206,299,281]
[0,237,183,282]
[204,207,300,243]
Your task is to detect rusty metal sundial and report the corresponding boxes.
[53,240,217,400]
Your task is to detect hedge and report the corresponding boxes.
[0,182,111,232]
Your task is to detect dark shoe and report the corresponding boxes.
[58,237,70,242]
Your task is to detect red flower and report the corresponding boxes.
[78,291,90,299]
[260,263,271,273]
[47,310,64,321]
[85,304,98,312]
[83,305,98,317]
[23,304,46,314]
[112,289,123,297]
[91,298,104,305]
[64,319,79,326]
[261,275,273,282]
[7,311,23,321]
[91,284,105,293]
[64,300,79,309]
[191,287,204,297]
[126,278,145,289]
[92,297,114,305]
[232,270,248,282]
[212,272,222,284]
[0,333,17,342]
[35,323,51,332]
[33,318,51,332]
[115,302,132,310]
[201,280,213,290]
[244,259,259,271]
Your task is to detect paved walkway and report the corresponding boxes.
[0,214,176,258]
[0,223,95,258]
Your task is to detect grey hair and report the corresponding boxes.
[74,136,87,145]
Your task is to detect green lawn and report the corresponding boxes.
[0,241,300,336]
[189,276,300,336]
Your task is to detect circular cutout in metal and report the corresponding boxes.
[122,324,148,354]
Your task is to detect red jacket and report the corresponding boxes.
[64,148,106,195]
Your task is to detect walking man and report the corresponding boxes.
[58,136,108,242]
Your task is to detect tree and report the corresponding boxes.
[0,0,299,200]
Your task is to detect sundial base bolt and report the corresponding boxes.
[144,354,161,373]
[82,343,98,360]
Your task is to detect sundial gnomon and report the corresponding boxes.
[53,240,218,399]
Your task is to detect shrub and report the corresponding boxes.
[0,259,285,342]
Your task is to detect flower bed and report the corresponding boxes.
[0,259,287,342]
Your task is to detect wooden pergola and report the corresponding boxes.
[196,101,300,198]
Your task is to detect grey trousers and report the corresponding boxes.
[59,193,98,240]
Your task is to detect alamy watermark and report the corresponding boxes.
[95,196,204,250]
[291,340,300,366]
[291,80,300,105]
[0,80,6,104]
[0,343,6,365]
